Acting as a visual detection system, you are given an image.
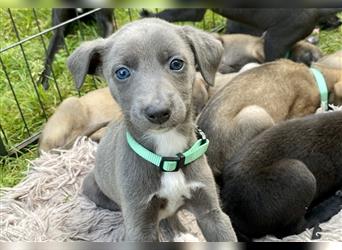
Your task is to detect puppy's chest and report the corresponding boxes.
[151,130,203,220]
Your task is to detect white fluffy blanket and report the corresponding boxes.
[1,133,341,242]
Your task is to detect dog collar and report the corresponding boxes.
[310,68,329,111]
[126,128,209,172]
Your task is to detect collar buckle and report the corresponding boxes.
[196,127,207,144]
[159,153,185,172]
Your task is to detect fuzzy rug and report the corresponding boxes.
[1,107,342,242]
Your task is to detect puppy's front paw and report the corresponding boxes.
[173,233,200,242]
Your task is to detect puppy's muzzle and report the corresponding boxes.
[144,105,171,124]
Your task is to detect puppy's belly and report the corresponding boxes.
[158,171,203,220]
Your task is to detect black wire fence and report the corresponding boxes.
[0,8,224,158]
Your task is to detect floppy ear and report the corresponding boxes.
[67,38,107,90]
[334,81,342,98]
[182,26,224,86]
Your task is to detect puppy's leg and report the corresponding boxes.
[264,20,315,61]
[82,171,120,211]
[95,9,114,37]
[39,97,88,152]
[159,214,195,242]
[140,8,206,22]
[203,105,274,177]
[39,9,74,89]
[89,126,108,142]
[188,187,237,242]
[122,197,160,241]
[229,105,275,161]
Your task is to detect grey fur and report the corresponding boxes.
[67,18,236,242]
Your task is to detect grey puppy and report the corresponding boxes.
[67,18,237,242]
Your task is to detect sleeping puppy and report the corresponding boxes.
[39,87,121,153]
[221,110,342,240]
[216,33,322,73]
[197,59,342,177]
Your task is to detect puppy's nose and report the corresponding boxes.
[144,106,171,124]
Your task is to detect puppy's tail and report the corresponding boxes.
[305,189,342,230]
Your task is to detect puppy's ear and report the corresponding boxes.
[67,38,107,90]
[251,38,265,63]
[182,26,224,86]
[334,81,342,98]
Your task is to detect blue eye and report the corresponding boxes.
[169,59,184,71]
[115,67,131,80]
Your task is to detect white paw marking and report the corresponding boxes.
[173,233,200,242]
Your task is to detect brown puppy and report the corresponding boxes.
[217,34,322,73]
[195,62,261,107]
[39,87,121,152]
[315,50,342,69]
[197,59,342,176]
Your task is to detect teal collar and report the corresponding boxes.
[310,68,329,111]
[126,128,209,172]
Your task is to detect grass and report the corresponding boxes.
[0,10,341,188]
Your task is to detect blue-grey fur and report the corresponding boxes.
[67,18,237,242]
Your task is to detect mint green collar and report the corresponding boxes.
[126,128,209,172]
[310,68,329,111]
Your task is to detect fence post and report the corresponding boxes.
[0,136,7,157]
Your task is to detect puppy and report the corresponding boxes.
[216,34,322,73]
[221,111,342,240]
[39,87,121,153]
[39,8,114,90]
[315,50,342,69]
[197,59,342,177]
[68,18,237,241]
[141,8,339,61]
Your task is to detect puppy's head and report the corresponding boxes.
[289,41,322,66]
[67,18,223,133]
[216,34,264,73]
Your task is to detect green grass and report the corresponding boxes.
[0,9,341,188]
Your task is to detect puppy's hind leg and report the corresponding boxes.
[234,105,275,137]
[39,97,87,153]
[159,214,199,242]
[82,171,120,211]
[228,105,275,159]
[202,105,274,178]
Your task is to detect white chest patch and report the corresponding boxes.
[149,129,204,220]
